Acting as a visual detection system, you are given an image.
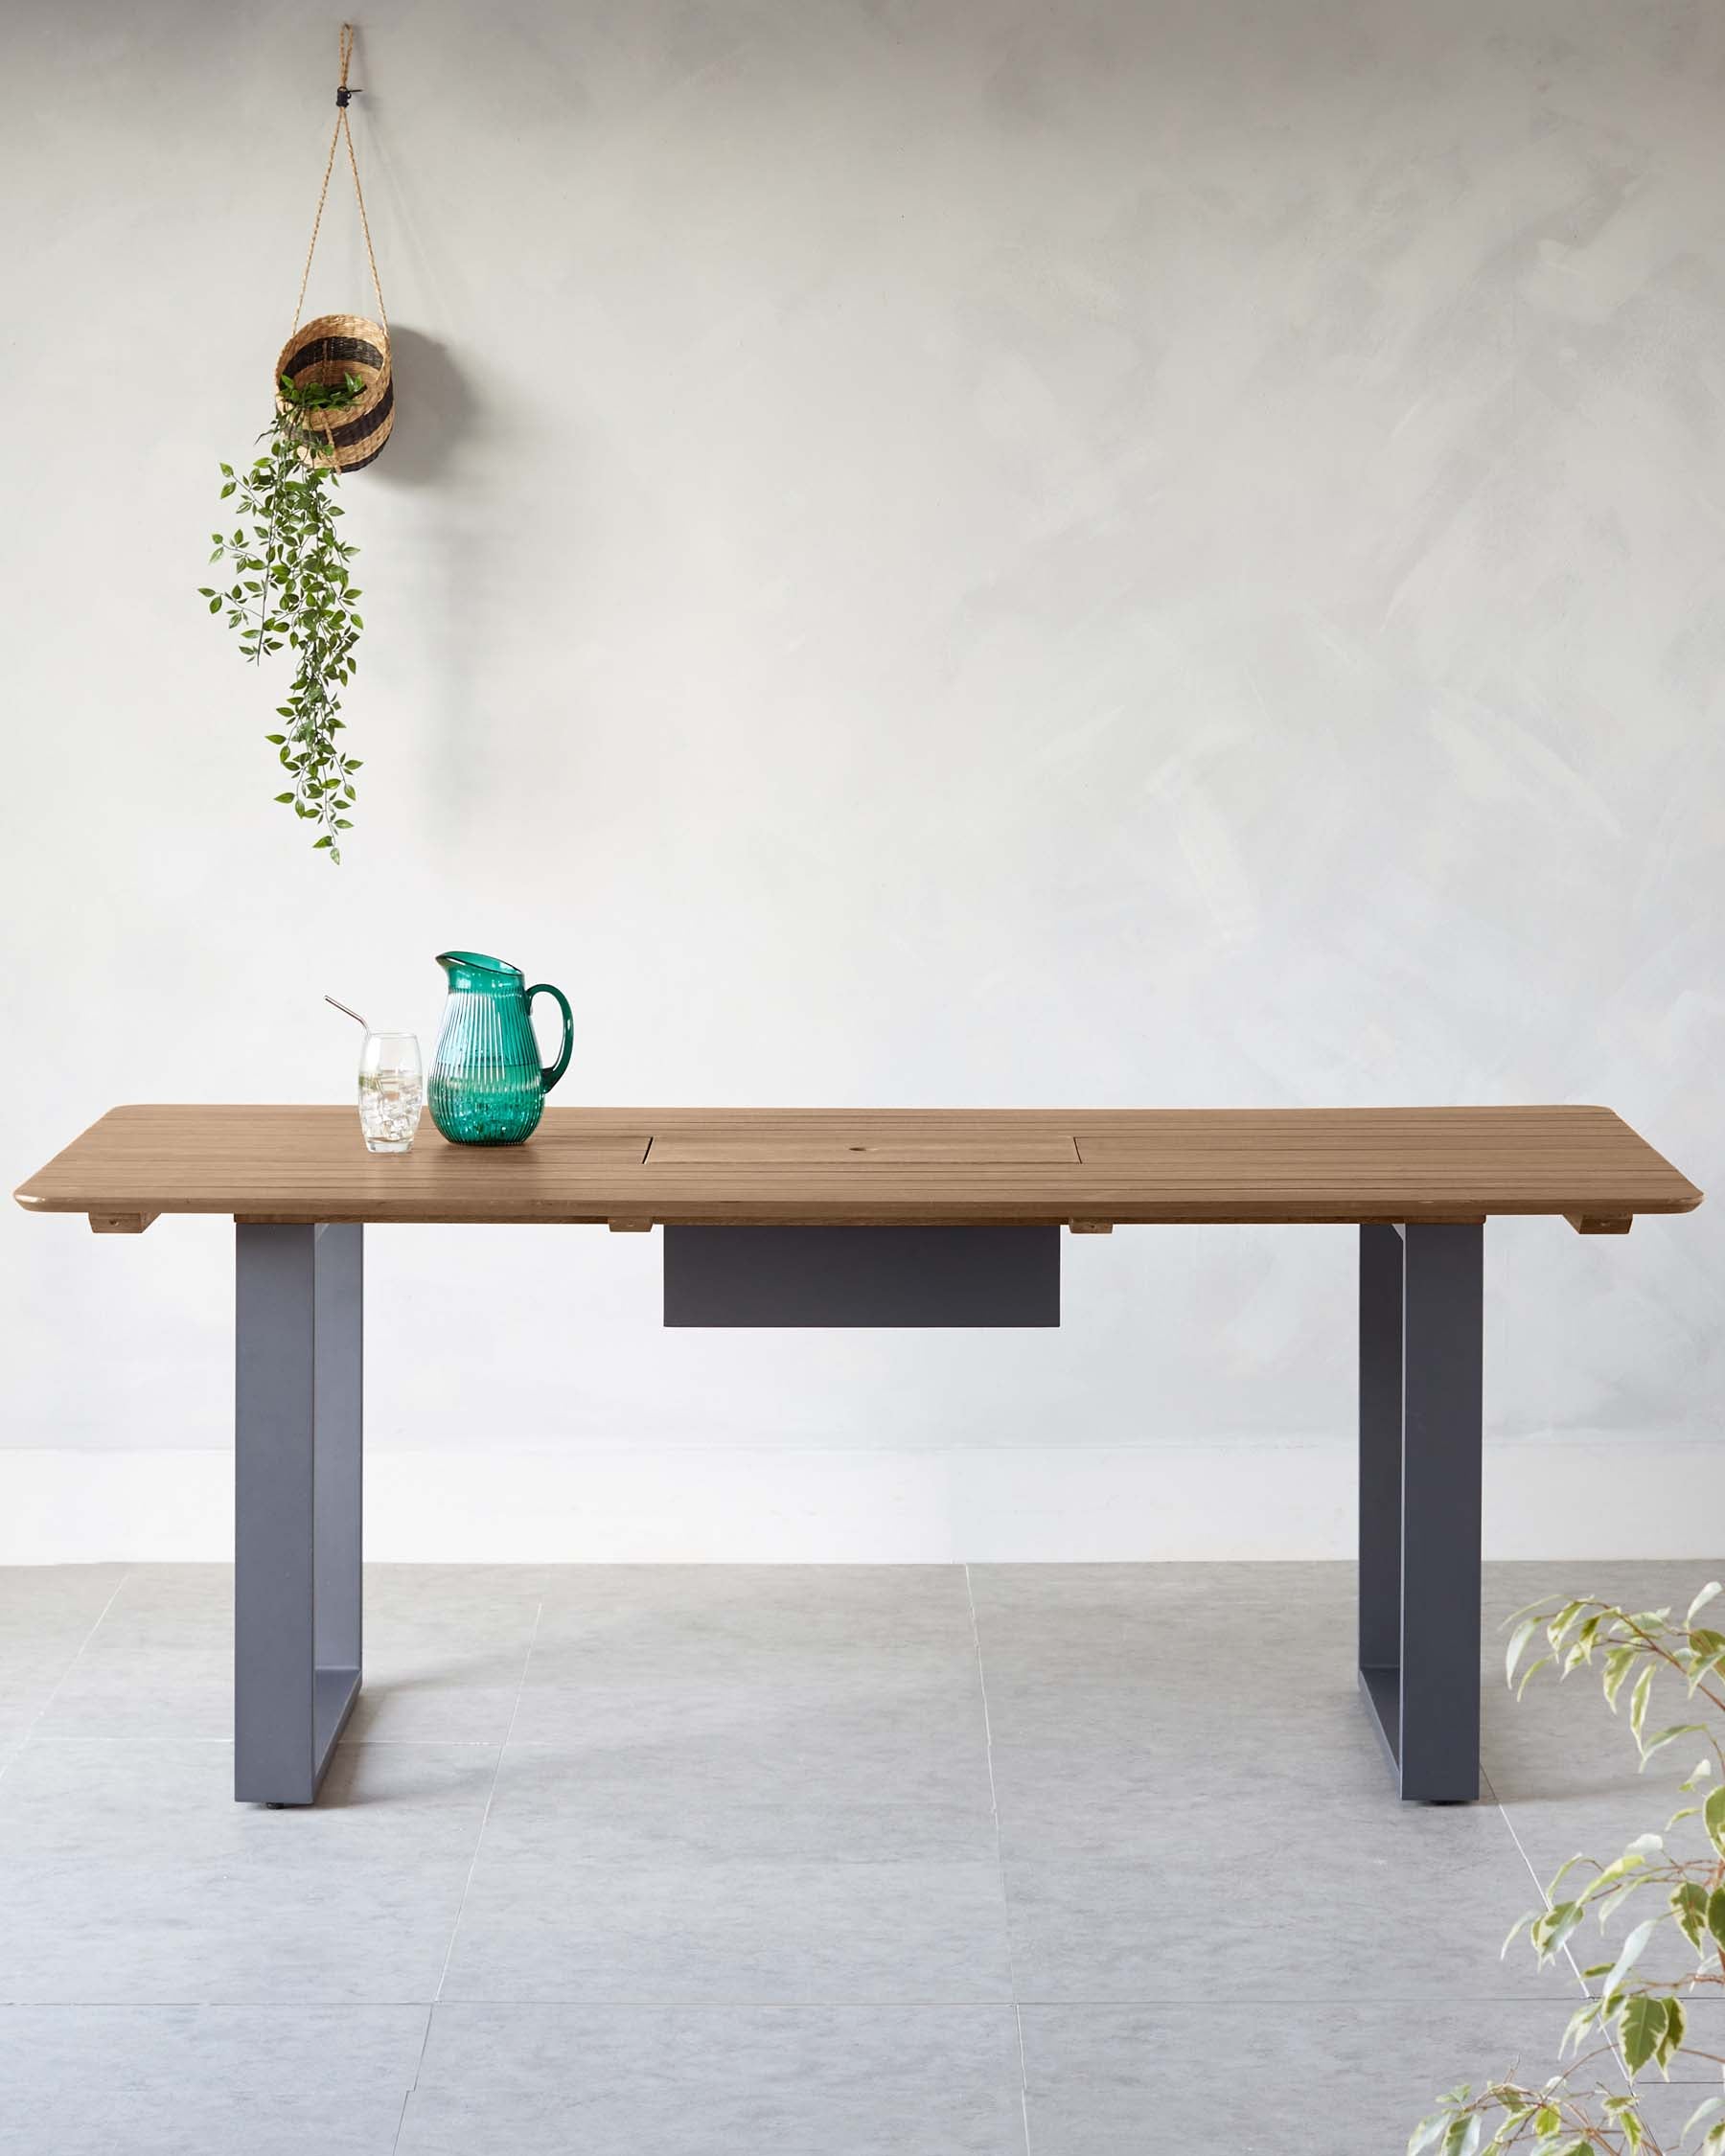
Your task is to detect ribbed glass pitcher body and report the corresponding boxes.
[428,954,546,1145]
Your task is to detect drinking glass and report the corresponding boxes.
[357,1031,424,1154]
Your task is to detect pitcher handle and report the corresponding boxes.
[525,982,573,1095]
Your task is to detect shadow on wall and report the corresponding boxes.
[370,327,475,488]
[369,326,489,831]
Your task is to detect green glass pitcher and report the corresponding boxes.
[427,951,572,1145]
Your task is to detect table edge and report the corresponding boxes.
[12,1192,1705,1225]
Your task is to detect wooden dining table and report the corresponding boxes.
[14,1102,1703,1807]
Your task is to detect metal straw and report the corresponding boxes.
[324,995,370,1029]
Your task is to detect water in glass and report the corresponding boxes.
[358,1031,424,1154]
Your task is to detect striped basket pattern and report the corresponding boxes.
[273,312,394,472]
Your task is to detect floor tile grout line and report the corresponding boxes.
[395,1595,543,2153]
[0,1569,133,1786]
[1484,1753,1645,2106]
[965,1563,1032,2156]
[1484,1760,1596,2003]
[14,1567,1676,2126]
[386,2004,436,2156]
[0,1992,1618,2010]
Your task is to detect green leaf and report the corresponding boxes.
[1441,2114,1484,2156]
[1593,1873,1653,1928]
[1664,1994,1686,2065]
[1689,1648,1725,1695]
[1631,1664,1655,1744]
[1584,1842,1655,1896]
[1682,2097,1725,2145]
[1573,1611,1606,1661]
[1641,1724,1704,1768]
[1561,1997,1600,2054]
[311,836,334,850]
[1531,1899,1587,1961]
[1604,1646,1638,1709]
[1600,1917,1656,2003]
[1705,1783,1725,1858]
[1547,1599,1587,1649]
[1689,1583,1722,1625]
[1618,1991,1670,2075]
[1673,1881,1709,1949]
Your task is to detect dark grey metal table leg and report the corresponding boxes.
[235,1223,363,1805]
[1357,1222,1484,1802]
[1358,1224,1404,1702]
[1398,1223,1484,1801]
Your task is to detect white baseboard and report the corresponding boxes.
[0,1440,1718,1565]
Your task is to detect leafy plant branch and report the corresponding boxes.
[1413,1586,1725,2156]
[199,377,367,862]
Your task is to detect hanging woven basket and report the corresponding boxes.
[275,312,393,471]
[279,27,392,472]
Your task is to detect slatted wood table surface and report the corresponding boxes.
[13,1102,1703,1233]
[13,1103,1703,1809]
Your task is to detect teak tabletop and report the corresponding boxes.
[12,1103,1703,1236]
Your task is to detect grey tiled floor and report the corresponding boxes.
[0,1560,1716,2151]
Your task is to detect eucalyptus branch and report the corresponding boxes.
[199,377,367,863]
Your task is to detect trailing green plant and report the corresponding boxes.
[1412,1587,1725,2156]
[199,375,367,862]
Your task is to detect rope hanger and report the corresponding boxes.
[291,23,387,335]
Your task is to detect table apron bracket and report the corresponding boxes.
[662,1225,1060,1327]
